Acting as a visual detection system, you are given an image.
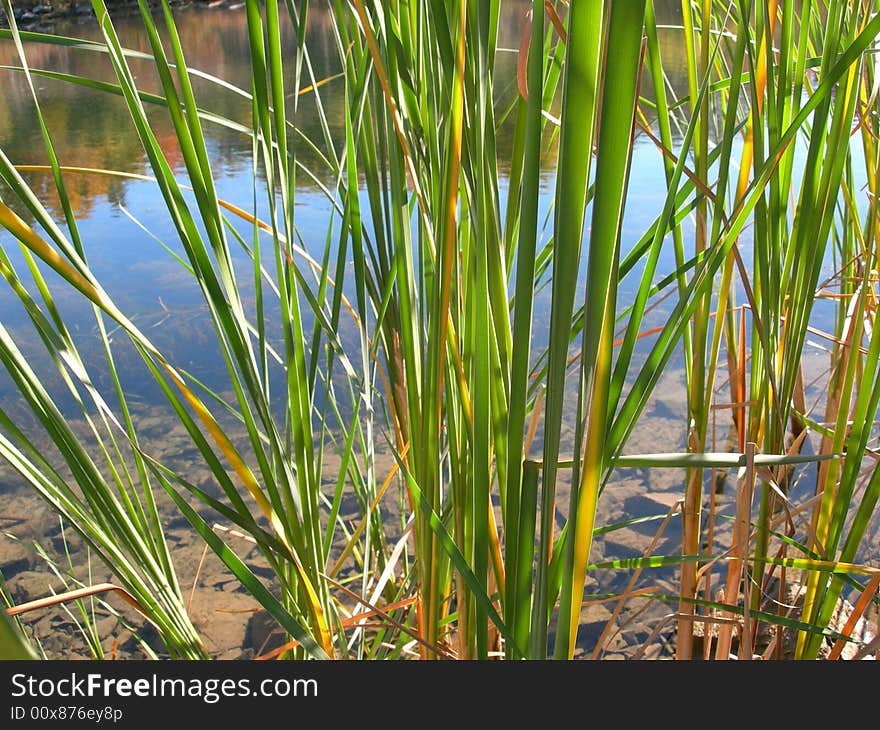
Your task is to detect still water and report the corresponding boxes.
[0,1,694,408]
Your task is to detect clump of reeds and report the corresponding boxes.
[0,0,878,660]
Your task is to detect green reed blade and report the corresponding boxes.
[531,0,605,660]
[504,0,544,651]
[554,0,647,660]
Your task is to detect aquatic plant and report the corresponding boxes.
[0,0,878,659]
